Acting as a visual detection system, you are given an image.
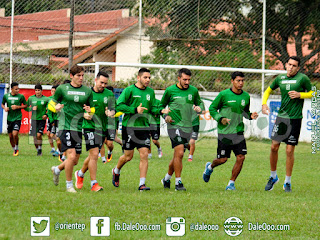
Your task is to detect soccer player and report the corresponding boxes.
[148,98,163,159]
[262,56,313,192]
[47,85,61,156]
[26,84,49,156]
[1,82,27,156]
[75,71,115,192]
[202,71,258,190]
[160,68,204,191]
[49,65,94,193]
[111,68,168,191]
[187,111,201,162]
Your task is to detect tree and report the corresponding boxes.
[142,0,320,76]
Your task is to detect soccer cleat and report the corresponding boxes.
[226,183,236,190]
[112,168,120,187]
[59,154,65,162]
[52,151,59,157]
[51,166,59,186]
[91,183,103,192]
[74,171,84,189]
[107,153,113,162]
[37,149,42,156]
[66,187,77,193]
[102,159,106,164]
[175,180,186,191]
[13,150,19,156]
[203,162,213,182]
[161,178,171,189]
[138,184,150,191]
[50,149,55,154]
[158,149,163,158]
[265,176,279,191]
[283,183,292,192]
[188,158,192,162]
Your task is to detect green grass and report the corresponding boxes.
[0,134,319,239]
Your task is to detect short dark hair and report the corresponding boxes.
[231,71,245,80]
[106,86,114,92]
[11,82,18,89]
[138,68,150,76]
[70,65,84,76]
[35,83,42,90]
[63,79,71,84]
[97,71,109,79]
[178,68,192,77]
[289,56,301,66]
[52,85,59,89]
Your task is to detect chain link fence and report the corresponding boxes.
[0,0,319,93]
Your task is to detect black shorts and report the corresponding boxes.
[150,124,160,140]
[191,125,199,140]
[59,130,82,154]
[47,120,58,134]
[84,129,103,151]
[122,126,151,150]
[29,120,46,136]
[168,127,192,149]
[217,134,247,158]
[271,117,302,146]
[7,120,21,133]
[103,129,116,141]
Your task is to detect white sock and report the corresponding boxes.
[102,156,106,162]
[271,171,277,179]
[15,145,19,150]
[158,147,162,151]
[148,153,152,158]
[175,177,181,185]
[114,167,120,174]
[91,180,97,188]
[54,166,61,175]
[188,154,193,159]
[228,180,235,186]
[12,147,15,151]
[51,147,55,151]
[56,149,60,154]
[38,145,42,150]
[208,164,213,170]
[98,152,101,157]
[66,180,73,189]
[285,176,291,184]
[139,178,146,186]
[78,170,84,177]
[108,150,112,155]
[164,173,172,181]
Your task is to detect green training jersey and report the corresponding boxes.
[149,98,161,125]
[26,95,49,120]
[161,84,204,132]
[82,88,116,131]
[52,83,94,132]
[270,72,311,119]
[47,96,58,123]
[116,84,160,128]
[1,93,26,121]
[209,88,251,135]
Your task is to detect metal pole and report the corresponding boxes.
[139,0,142,63]
[68,0,75,73]
[261,0,267,98]
[9,0,15,86]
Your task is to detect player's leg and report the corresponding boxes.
[112,149,134,187]
[105,129,115,162]
[283,144,295,192]
[8,132,14,150]
[88,147,103,191]
[138,147,150,191]
[36,132,43,156]
[100,141,106,162]
[47,122,55,154]
[188,138,195,161]
[64,148,80,192]
[265,140,280,191]
[106,140,114,162]
[225,154,245,190]
[173,144,186,191]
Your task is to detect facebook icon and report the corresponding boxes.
[90,217,110,236]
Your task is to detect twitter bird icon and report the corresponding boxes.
[31,217,50,236]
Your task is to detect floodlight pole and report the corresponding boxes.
[68,0,75,73]
[139,0,142,63]
[261,0,267,98]
[9,0,15,87]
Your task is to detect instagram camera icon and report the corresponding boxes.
[166,217,185,236]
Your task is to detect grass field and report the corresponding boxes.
[0,134,319,239]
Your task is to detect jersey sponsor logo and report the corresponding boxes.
[133,95,141,98]
[281,80,297,84]
[188,94,192,101]
[67,91,86,96]
[227,100,236,103]
[74,96,79,102]
[41,101,44,105]
[8,97,19,100]
[146,94,150,101]
[241,99,245,106]
[93,100,97,102]
[173,96,182,99]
